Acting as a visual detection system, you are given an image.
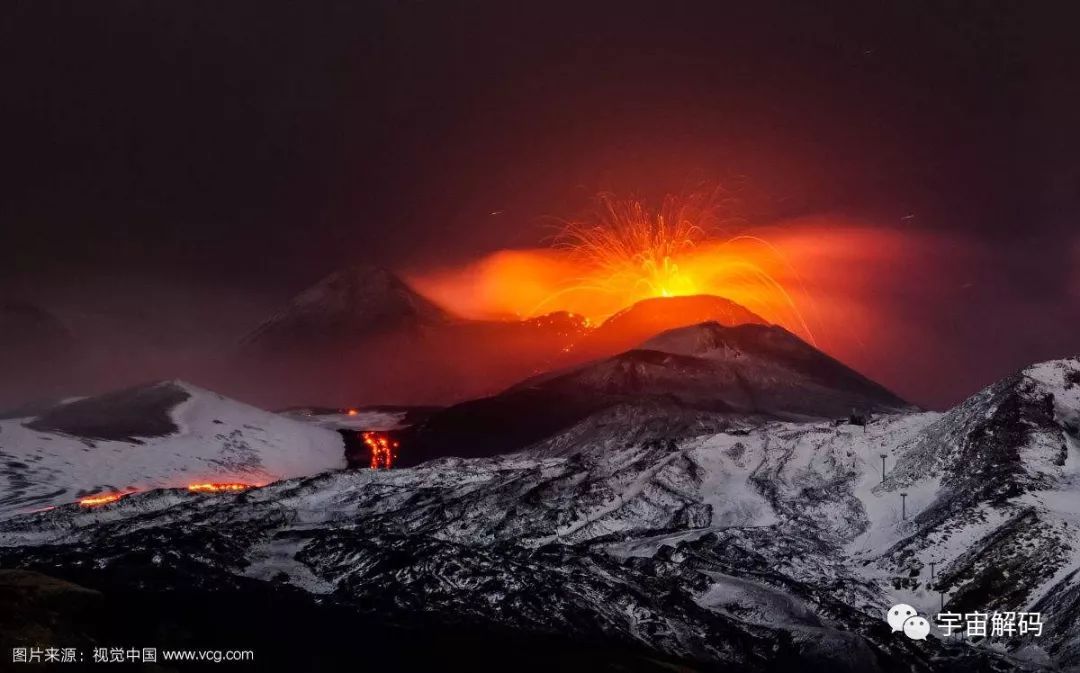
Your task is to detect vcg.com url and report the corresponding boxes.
[161,650,255,663]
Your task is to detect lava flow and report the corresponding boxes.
[79,491,132,507]
[187,482,257,493]
[362,431,398,469]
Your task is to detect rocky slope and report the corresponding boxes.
[397,322,912,465]
[0,381,344,519]
[1,358,1077,669]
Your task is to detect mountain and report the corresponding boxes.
[231,266,592,409]
[240,265,455,355]
[397,322,912,465]
[233,266,777,409]
[575,294,767,358]
[531,322,909,417]
[0,380,344,519]
[3,358,1077,670]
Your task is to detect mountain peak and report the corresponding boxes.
[574,294,767,359]
[639,320,790,356]
[523,319,912,419]
[241,265,454,354]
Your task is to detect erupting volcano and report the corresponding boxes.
[411,191,816,343]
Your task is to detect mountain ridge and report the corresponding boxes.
[3,357,1077,669]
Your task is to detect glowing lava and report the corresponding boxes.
[549,192,713,303]
[79,492,131,507]
[362,431,398,469]
[187,482,257,493]
[409,192,816,343]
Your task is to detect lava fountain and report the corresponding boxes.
[410,191,816,343]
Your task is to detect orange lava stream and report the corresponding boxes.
[78,492,131,507]
[362,431,398,469]
[187,482,257,493]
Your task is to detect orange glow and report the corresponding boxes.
[409,193,816,343]
[187,482,257,493]
[346,409,359,416]
[79,491,131,507]
[361,431,398,469]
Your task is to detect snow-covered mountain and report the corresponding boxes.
[0,381,344,519]
[2,358,1077,669]
[398,321,912,466]
[529,321,910,417]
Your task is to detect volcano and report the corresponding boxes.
[580,294,768,357]
[396,321,912,465]
[233,266,809,411]
[529,322,910,416]
[240,265,455,356]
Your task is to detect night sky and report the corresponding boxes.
[2,1,1078,407]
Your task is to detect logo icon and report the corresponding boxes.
[886,604,917,633]
[903,616,930,640]
[887,604,930,640]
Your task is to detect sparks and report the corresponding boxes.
[407,190,819,343]
[361,431,399,469]
[536,191,816,342]
[550,192,710,303]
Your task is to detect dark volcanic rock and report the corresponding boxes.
[25,381,190,442]
[0,570,101,654]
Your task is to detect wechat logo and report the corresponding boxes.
[887,604,929,640]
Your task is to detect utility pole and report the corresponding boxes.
[880,454,888,483]
[900,492,908,520]
[929,562,944,612]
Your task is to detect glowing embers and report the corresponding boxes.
[187,482,257,494]
[79,491,133,507]
[361,431,399,469]
[543,192,815,340]
[407,191,817,343]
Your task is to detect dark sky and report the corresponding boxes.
[2,1,1078,407]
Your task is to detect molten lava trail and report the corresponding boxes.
[361,431,398,469]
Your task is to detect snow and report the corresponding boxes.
[244,528,336,594]
[0,381,345,519]
[695,570,821,628]
[1,357,1079,669]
